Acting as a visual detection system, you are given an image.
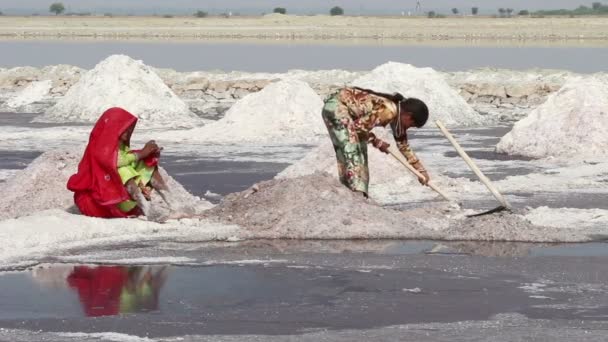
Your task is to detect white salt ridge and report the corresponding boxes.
[525,207,608,229]
[159,79,325,144]
[58,332,155,342]
[36,55,200,128]
[497,76,608,158]
[5,80,52,108]
[0,210,240,269]
[352,62,483,126]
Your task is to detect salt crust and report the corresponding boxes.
[5,80,51,108]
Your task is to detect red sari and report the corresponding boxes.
[67,107,139,218]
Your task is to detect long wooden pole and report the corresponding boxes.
[435,120,510,209]
[387,146,453,202]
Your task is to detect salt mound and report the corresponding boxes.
[160,79,325,144]
[36,55,200,128]
[0,148,212,220]
[208,172,445,239]
[277,128,410,186]
[6,80,52,108]
[208,173,598,242]
[352,62,483,126]
[497,76,608,158]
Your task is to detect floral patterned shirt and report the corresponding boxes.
[337,87,419,164]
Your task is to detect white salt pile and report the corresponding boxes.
[209,172,447,239]
[352,62,483,126]
[0,148,212,221]
[35,55,200,128]
[209,172,605,242]
[5,80,52,108]
[497,76,608,159]
[159,79,325,144]
[277,128,410,186]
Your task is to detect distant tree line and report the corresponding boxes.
[27,2,608,18]
[533,2,608,16]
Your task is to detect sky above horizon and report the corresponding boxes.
[0,0,594,15]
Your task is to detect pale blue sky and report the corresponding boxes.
[0,0,594,15]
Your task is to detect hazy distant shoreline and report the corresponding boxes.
[1,15,608,42]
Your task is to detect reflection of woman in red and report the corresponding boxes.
[67,266,128,317]
[67,266,168,317]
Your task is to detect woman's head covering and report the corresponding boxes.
[67,108,138,208]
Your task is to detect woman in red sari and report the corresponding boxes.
[67,107,172,220]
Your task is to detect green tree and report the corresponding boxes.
[273,7,287,14]
[330,6,344,16]
[498,8,506,17]
[452,8,459,15]
[506,8,514,17]
[472,7,479,15]
[428,11,437,18]
[0,11,3,16]
[518,9,529,16]
[49,2,65,15]
[194,10,208,18]
[592,2,602,10]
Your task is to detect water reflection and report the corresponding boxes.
[34,265,168,317]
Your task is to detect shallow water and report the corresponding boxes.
[1,255,608,338]
[1,40,608,73]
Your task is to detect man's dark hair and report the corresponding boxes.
[400,98,429,128]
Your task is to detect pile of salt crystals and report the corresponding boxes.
[497,75,608,159]
[36,55,200,128]
[0,148,212,221]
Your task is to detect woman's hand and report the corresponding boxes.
[412,161,430,185]
[418,170,430,186]
[139,140,160,159]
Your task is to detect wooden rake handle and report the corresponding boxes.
[435,120,510,209]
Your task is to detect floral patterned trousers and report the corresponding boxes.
[322,94,369,195]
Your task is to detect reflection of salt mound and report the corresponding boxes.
[209,173,444,239]
[6,80,52,108]
[165,79,325,144]
[497,76,608,158]
[0,149,211,220]
[37,55,199,128]
[352,62,483,126]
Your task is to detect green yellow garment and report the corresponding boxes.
[116,143,155,212]
[119,282,153,313]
